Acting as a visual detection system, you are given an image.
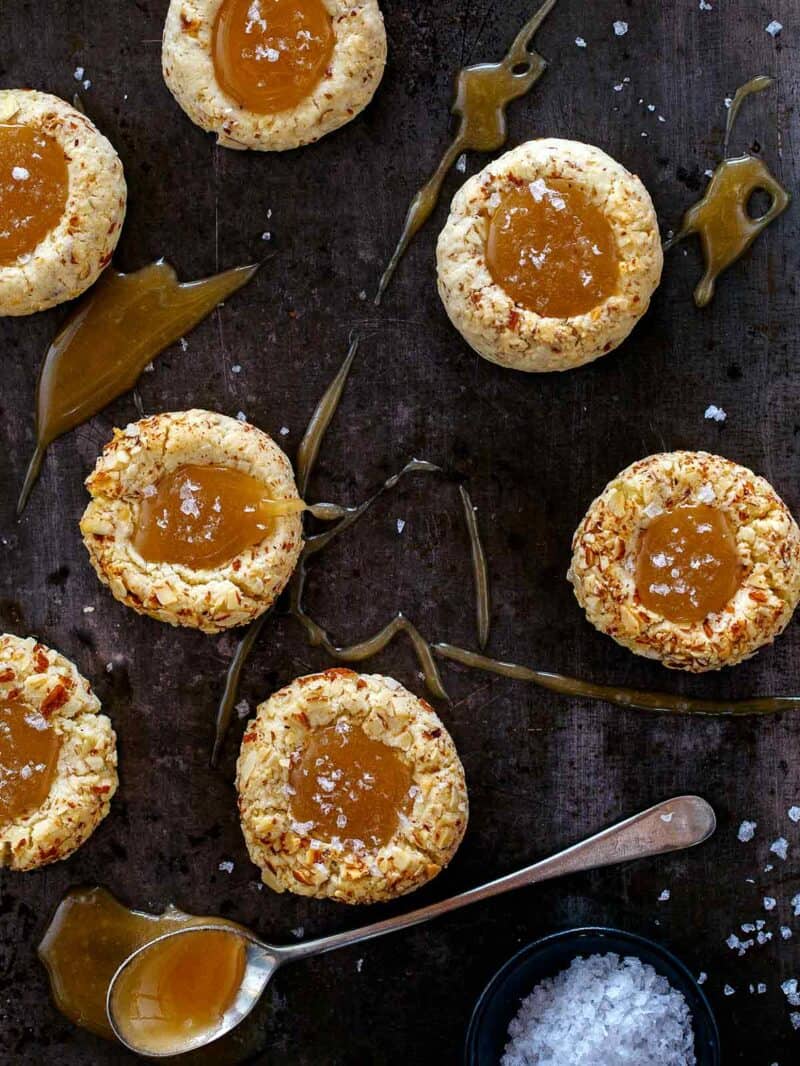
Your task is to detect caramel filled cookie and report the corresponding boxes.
[80,410,304,632]
[568,451,800,671]
[436,139,662,372]
[0,634,117,871]
[0,90,125,316]
[162,0,386,150]
[237,669,468,903]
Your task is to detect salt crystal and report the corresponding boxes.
[788,806,800,823]
[396,519,406,534]
[218,860,234,873]
[765,20,782,37]
[757,930,772,945]
[235,699,249,719]
[757,983,767,994]
[356,958,364,972]
[73,66,84,80]
[358,290,367,300]
[575,36,587,48]
[771,837,790,860]
[696,482,715,504]
[704,404,727,422]
[83,79,91,90]
[231,364,242,373]
[291,926,304,939]
[647,103,656,112]
[501,954,695,1066]
[179,337,188,351]
[456,154,467,172]
[741,923,756,933]
[613,20,628,36]
[699,0,712,8]
[236,411,247,422]
[660,812,674,823]
[724,97,733,109]
[782,979,798,997]
[792,1013,800,1031]
[765,864,774,873]
[756,920,766,930]
[738,820,756,842]
[697,972,707,985]
[723,984,735,996]
[792,893,800,916]
[280,426,289,436]
[781,926,792,940]
[658,889,671,902]
[261,232,272,240]
[613,83,624,92]
[82,605,95,614]
[11,166,29,181]
[764,896,777,911]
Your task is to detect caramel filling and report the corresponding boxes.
[0,695,60,829]
[213,0,334,114]
[636,504,741,624]
[289,721,413,849]
[113,929,246,1054]
[485,177,619,318]
[133,463,302,570]
[0,124,69,267]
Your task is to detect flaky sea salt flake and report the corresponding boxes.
[765,20,783,37]
[737,820,756,842]
[613,20,628,36]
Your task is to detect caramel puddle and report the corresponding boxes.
[375,0,557,303]
[665,76,790,306]
[17,260,259,515]
[38,886,247,1051]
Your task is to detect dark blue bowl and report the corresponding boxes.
[465,926,720,1065]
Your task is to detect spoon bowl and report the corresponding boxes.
[106,795,715,1058]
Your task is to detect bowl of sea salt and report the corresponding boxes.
[465,927,720,1065]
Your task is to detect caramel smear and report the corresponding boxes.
[289,722,413,848]
[112,929,246,1055]
[376,0,558,302]
[0,695,60,828]
[0,124,69,267]
[133,463,304,569]
[486,177,618,317]
[665,76,790,307]
[213,0,334,114]
[17,260,258,515]
[636,504,741,624]
[38,886,245,1042]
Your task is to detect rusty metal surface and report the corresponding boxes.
[2,0,800,1062]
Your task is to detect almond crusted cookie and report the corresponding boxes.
[568,451,800,671]
[162,0,386,151]
[0,634,117,871]
[236,669,469,904]
[436,139,662,372]
[0,90,126,316]
[80,410,304,633]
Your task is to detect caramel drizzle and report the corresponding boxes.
[213,328,800,764]
[17,260,258,515]
[375,0,557,303]
[665,76,790,307]
[211,338,492,761]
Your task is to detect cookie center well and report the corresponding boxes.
[0,694,61,828]
[133,462,300,570]
[0,124,69,267]
[485,177,619,318]
[635,503,742,624]
[212,0,334,114]
[289,721,413,849]
[112,928,246,1055]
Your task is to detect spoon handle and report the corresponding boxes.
[281,796,714,963]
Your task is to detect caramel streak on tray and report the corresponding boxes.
[433,643,800,716]
[375,0,557,303]
[17,260,258,514]
[459,484,490,650]
[664,76,790,307]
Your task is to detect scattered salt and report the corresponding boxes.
[236,411,247,422]
[613,83,625,92]
[396,519,406,534]
[765,20,783,37]
[82,605,95,614]
[231,364,242,374]
[757,983,767,994]
[180,337,188,351]
[73,66,84,80]
[763,897,777,912]
[738,820,757,842]
[661,812,674,823]
[236,699,249,719]
[613,20,628,36]
[697,972,707,985]
[262,232,272,241]
[291,926,304,939]
[83,79,91,91]
[575,36,587,48]
[788,806,800,823]
[218,860,234,873]
[659,889,671,902]
[456,153,467,172]
[792,893,800,917]
[356,958,364,973]
[704,404,726,423]
[501,953,696,1066]
[792,1013,800,1031]
[280,426,290,436]
[771,837,789,860]
[696,483,715,504]
[781,926,793,940]
[11,166,29,181]
[724,97,733,109]
[699,0,712,9]
[723,984,735,996]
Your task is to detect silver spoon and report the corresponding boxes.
[107,794,715,1057]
